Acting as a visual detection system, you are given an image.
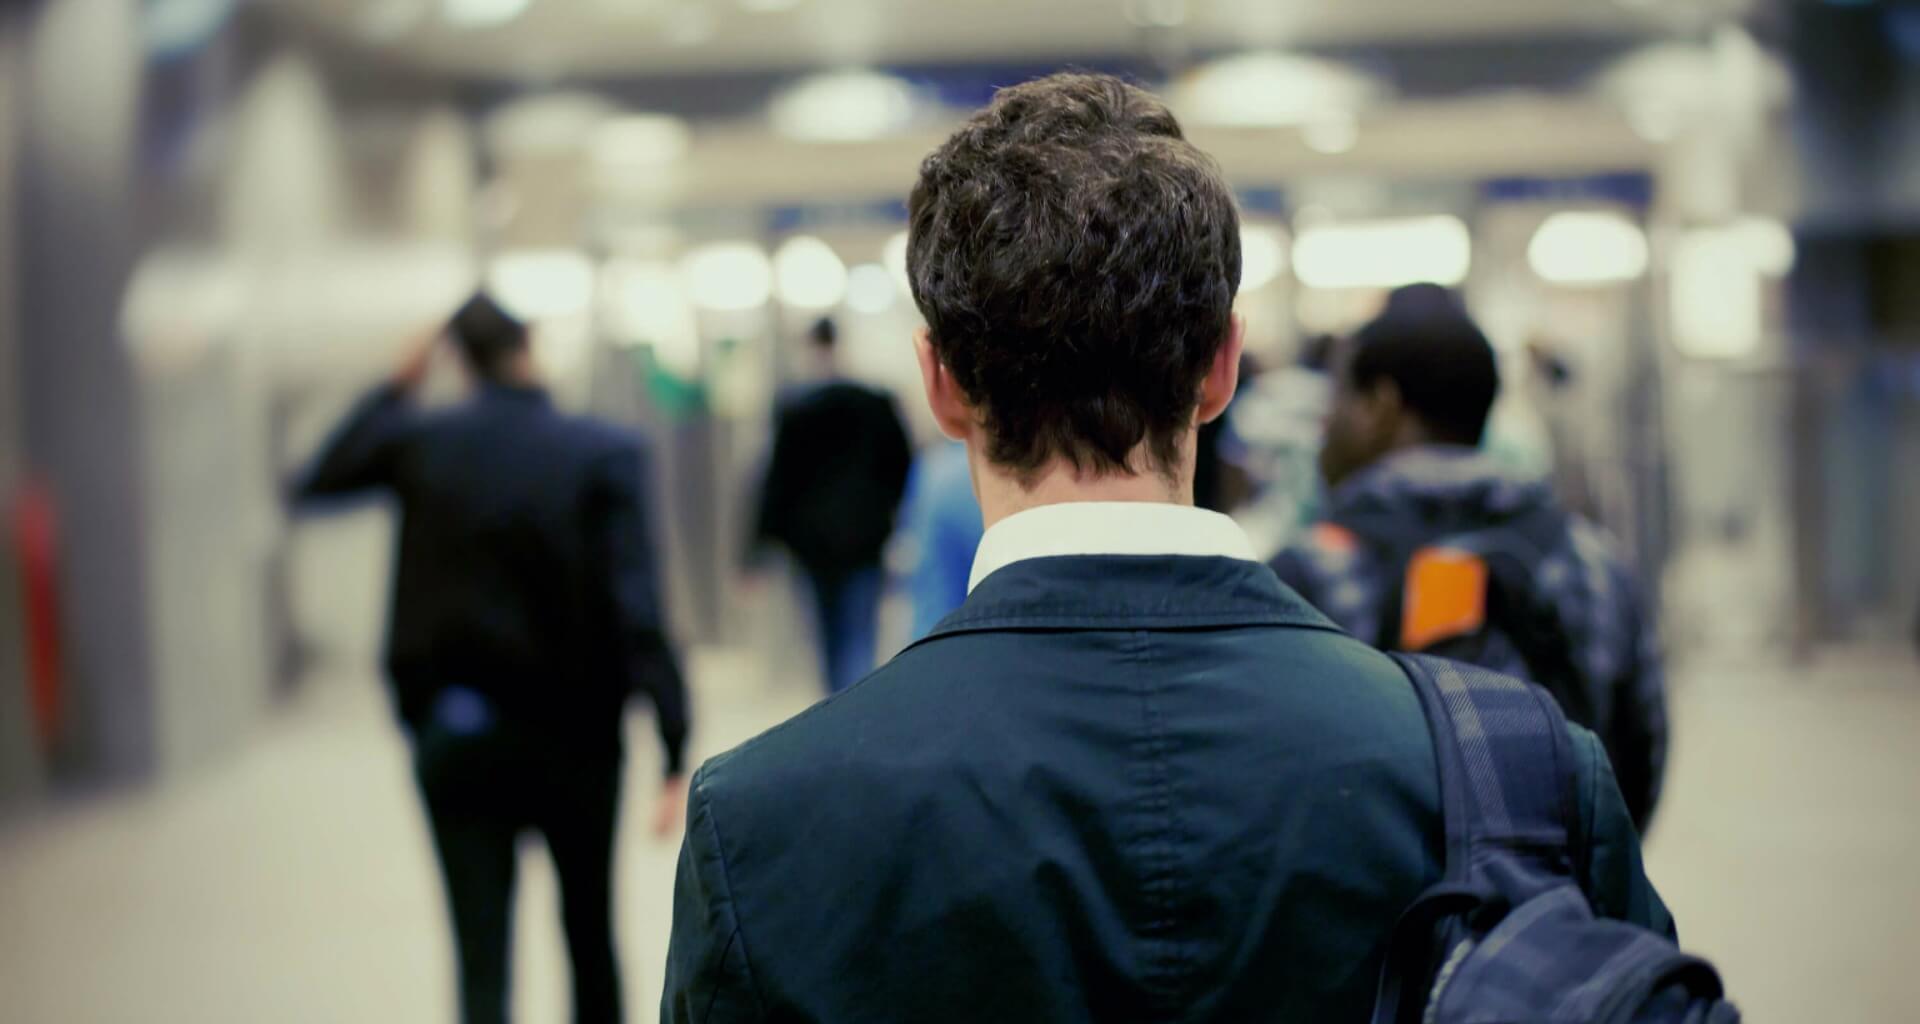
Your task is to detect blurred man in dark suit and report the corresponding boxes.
[752,317,913,693]
[292,293,688,1024]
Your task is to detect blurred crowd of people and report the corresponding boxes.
[292,71,1707,1024]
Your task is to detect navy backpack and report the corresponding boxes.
[1373,654,1737,1024]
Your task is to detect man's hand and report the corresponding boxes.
[393,327,443,392]
[653,773,690,839]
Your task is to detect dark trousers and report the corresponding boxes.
[415,720,625,1024]
[804,564,883,694]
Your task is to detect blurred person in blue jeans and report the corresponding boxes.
[903,439,984,638]
[292,294,688,1024]
[752,317,913,693]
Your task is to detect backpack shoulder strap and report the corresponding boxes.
[1390,653,1583,884]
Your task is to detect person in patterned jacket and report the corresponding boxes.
[1271,284,1668,832]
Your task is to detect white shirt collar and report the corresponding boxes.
[967,502,1260,593]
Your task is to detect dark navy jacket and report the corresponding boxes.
[293,382,687,772]
[662,555,1669,1023]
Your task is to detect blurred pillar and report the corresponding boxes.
[16,0,154,781]
[0,6,44,809]
[397,108,479,245]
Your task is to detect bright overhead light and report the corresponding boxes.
[1734,216,1796,277]
[358,0,430,41]
[1527,211,1649,286]
[1293,215,1472,290]
[1239,225,1288,292]
[1125,0,1187,28]
[488,249,595,320]
[771,71,915,142]
[1301,115,1359,155]
[846,262,897,314]
[682,241,772,312]
[1173,52,1382,127]
[773,235,849,309]
[883,231,912,296]
[738,0,803,10]
[1672,228,1761,360]
[443,0,531,29]
[591,113,691,169]
[602,259,701,375]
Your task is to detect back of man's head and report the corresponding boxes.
[448,292,529,381]
[1349,284,1499,446]
[907,72,1242,483]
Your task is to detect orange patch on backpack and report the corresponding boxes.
[1401,547,1489,651]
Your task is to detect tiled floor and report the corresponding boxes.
[0,648,1914,1022]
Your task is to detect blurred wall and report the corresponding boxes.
[17,0,154,784]
[0,6,40,809]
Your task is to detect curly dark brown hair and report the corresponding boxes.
[907,72,1242,484]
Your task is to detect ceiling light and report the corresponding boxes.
[444,0,531,29]
[1672,228,1761,359]
[1734,216,1796,277]
[1293,216,1472,290]
[771,71,915,142]
[738,0,804,10]
[1300,115,1359,155]
[662,3,716,46]
[774,235,849,309]
[591,113,691,169]
[358,0,430,41]
[1239,225,1288,292]
[602,259,701,376]
[846,263,897,314]
[1173,52,1383,127]
[682,241,772,312]
[1527,211,1649,286]
[1125,0,1187,28]
[488,249,595,320]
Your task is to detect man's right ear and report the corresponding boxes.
[915,329,974,443]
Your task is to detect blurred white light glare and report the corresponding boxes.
[488,249,594,320]
[358,0,430,41]
[883,231,912,296]
[1626,100,1681,143]
[682,241,772,312]
[1672,228,1761,359]
[1125,0,1187,28]
[738,0,803,10]
[846,262,897,314]
[602,259,701,376]
[1735,216,1796,277]
[774,235,849,309]
[1527,211,1649,286]
[1293,216,1471,290]
[1174,52,1382,127]
[591,113,691,169]
[771,71,915,141]
[1300,115,1359,155]
[1239,225,1288,292]
[444,0,530,29]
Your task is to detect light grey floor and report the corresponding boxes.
[0,648,1914,1022]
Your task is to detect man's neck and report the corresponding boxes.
[973,453,1192,532]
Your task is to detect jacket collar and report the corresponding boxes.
[917,555,1339,646]
[967,501,1259,593]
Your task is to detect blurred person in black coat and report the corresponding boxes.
[291,293,688,1024]
[752,317,913,694]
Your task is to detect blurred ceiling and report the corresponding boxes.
[277,0,1755,79]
